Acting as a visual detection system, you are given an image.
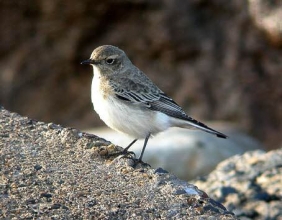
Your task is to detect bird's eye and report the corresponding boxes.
[106,58,115,65]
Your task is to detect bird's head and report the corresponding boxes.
[81,45,131,75]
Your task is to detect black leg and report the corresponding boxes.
[138,134,150,162]
[123,139,138,152]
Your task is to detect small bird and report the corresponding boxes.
[81,45,227,163]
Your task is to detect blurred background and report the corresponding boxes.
[0,0,281,152]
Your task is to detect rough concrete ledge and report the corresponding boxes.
[0,106,236,219]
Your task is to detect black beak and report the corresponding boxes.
[81,59,94,65]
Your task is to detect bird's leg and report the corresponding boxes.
[118,139,138,159]
[138,134,150,163]
[123,139,138,153]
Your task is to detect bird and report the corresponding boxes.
[81,45,227,163]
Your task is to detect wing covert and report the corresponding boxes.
[112,78,160,104]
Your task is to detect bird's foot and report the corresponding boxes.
[111,149,150,167]
[120,149,136,159]
[130,158,151,168]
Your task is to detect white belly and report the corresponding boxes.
[91,73,171,139]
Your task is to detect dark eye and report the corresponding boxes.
[106,58,115,64]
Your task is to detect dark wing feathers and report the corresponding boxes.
[112,78,159,104]
[148,93,188,119]
[112,78,227,139]
[149,94,227,138]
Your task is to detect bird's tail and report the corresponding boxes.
[174,116,227,138]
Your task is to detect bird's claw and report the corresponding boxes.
[116,151,150,167]
[120,150,136,159]
[133,159,151,167]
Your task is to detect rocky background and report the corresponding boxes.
[0,0,282,149]
[191,149,282,219]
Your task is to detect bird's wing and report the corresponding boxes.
[111,78,160,106]
[148,93,188,119]
[112,78,227,138]
[149,93,227,138]
[112,77,195,120]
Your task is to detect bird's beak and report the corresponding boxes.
[81,59,94,65]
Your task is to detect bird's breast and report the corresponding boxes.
[90,71,172,138]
